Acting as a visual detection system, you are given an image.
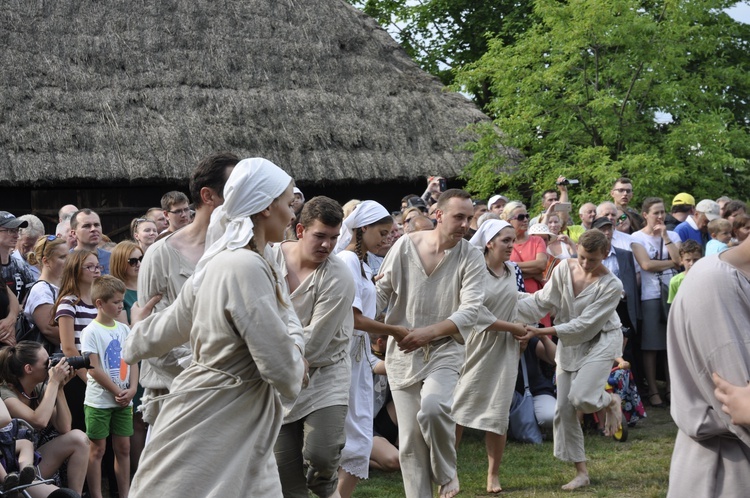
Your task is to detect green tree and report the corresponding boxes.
[346,0,534,107]
[455,0,750,211]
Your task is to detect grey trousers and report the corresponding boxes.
[274,405,348,498]
[554,360,614,462]
[391,368,458,498]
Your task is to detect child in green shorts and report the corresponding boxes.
[667,240,702,305]
[80,275,139,498]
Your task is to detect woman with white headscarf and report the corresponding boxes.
[452,220,527,494]
[123,158,307,497]
[334,201,406,498]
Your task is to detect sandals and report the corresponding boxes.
[648,392,666,408]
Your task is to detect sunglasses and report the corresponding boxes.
[511,214,530,221]
[40,234,58,257]
[127,256,144,267]
[617,213,628,224]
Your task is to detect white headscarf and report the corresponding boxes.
[334,200,390,255]
[469,219,512,249]
[192,158,292,289]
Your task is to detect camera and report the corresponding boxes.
[556,178,579,186]
[438,178,447,192]
[48,352,93,370]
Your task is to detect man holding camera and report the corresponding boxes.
[530,176,572,226]
[421,176,447,207]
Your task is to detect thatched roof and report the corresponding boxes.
[0,0,515,188]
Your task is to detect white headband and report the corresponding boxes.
[469,219,512,249]
[334,200,390,254]
[193,158,292,288]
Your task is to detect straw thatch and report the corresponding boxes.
[0,0,516,187]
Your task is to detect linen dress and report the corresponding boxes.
[336,250,378,479]
[452,261,520,434]
[667,254,750,497]
[123,247,305,497]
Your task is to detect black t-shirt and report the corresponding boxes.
[0,284,9,320]
[1,257,36,304]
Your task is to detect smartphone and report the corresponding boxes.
[554,202,572,212]
[438,178,447,191]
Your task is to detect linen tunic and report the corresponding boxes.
[517,260,623,371]
[136,233,195,394]
[452,261,520,434]
[667,255,750,497]
[377,235,486,389]
[271,243,355,422]
[124,247,305,498]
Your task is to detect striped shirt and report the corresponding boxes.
[54,295,97,351]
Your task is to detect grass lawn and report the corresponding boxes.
[356,407,676,497]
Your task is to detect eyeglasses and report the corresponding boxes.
[127,256,144,267]
[511,214,530,221]
[613,188,633,194]
[83,264,104,273]
[0,228,20,235]
[167,208,191,216]
[40,235,58,257]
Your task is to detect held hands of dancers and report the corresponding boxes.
[398,326,438,353]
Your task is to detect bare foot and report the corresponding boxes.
[603,393,623,437]
[439,475,460,498]
[487,474,502,493]
[561,473,590,490]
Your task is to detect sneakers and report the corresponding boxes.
[3,465,36,494]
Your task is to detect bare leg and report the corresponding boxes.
[131,412,148,473]
[643,350,663,405]
[439,475,460,498]
[113,435,131,498]
[455,424,464,449]
[561,461,590,490]
[37,429,89,494]
[86,438,106,498]
[16,439,35,468]
[485,432,506,493]
[336,468,359,498]
[603,393,622,437]
[369,436,400,472]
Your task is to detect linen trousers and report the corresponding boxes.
[391,367,458,498]
[553,360,613,462]
[274,405,348,498]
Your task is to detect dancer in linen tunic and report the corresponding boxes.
[452,260,520,434]
[667,252,750,497]
[517,260,622,463]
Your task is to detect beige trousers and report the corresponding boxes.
[554,360,613,462]
[391,368,458,498]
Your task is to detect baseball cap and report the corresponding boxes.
[406,197,428,212]
[591,217,614,229]
[696,199,721,221]
[0,212,29,229]
[672,193,695,207]
[488,194,509,208]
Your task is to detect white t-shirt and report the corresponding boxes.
[337,251,376,321]
[80,319,132,409]
[630,230,680,300]
[23,280,58,323]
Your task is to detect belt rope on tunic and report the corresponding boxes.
[137,360,247,412]
[354,333,367,363]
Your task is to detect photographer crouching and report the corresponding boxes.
[0,341,89,495]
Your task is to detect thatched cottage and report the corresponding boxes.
[1,0,512,236]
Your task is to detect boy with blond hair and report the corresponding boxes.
[705,218,732,255]
[80,275,138,498]
[667,240,702,304]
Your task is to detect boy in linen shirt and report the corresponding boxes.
[81,275,138,498]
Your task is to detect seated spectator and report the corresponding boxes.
[705,219,732,255]
[513,335,557,433]
[0,398,37,492]
[131,218,158,254]
[24,237,68,352]
[369,333,398,473]
[0,342,89,494]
